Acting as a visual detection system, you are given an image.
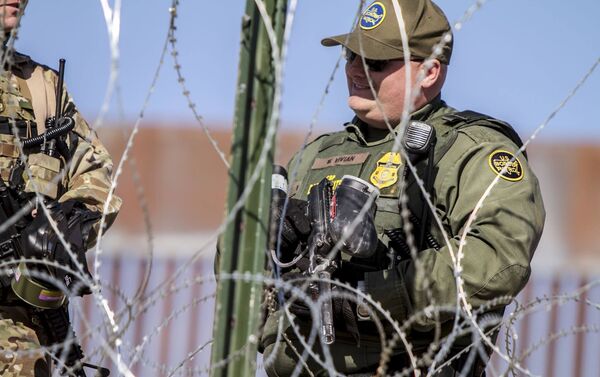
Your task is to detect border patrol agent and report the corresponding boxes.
[260,0,545,375]
[0,2,121,376]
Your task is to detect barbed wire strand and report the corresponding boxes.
[1,1,598,376]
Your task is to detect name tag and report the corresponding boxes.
[311,152,369,170]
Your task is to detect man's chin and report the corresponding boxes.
[347,96,375,112]
[346,107,390,128]
[1,17,19,31]
[348,93,374,102]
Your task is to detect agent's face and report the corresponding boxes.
[0,0,25,33]
[345,51,423,129]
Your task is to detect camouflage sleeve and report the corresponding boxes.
[57,90,122,246]
[364,131,545,330]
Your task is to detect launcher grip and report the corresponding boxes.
[307,179,336,345]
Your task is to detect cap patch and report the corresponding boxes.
[488,150,524,182]
[360,2,386,30]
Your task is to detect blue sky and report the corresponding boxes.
[16,0,600,141]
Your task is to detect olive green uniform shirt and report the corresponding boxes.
[261,97,545,376]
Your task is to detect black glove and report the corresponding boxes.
[280,269,360,342]
[269,198,311,262]
[21,201,99,296]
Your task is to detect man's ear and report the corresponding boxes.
[418,59,446,99]
[419,59,443,89]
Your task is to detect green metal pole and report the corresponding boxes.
[211,1,286,376]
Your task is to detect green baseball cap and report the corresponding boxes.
[321,0,453,65]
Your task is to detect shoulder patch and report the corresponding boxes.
[360,2,386,30]
[488,150,524,182]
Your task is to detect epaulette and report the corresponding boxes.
[310,131,333,145]
[287,132,332,165]
[14,51,58,75]
[442,110,527,159]
[318,131,348,152]
[12,51,32,65]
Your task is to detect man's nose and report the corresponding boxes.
[346,57,367,77]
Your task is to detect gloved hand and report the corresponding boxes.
[280,269,361,342]
[21,200,99,296]
[280,270,312,317]
[269,197,311,262]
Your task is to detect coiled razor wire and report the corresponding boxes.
[0,0,597,376]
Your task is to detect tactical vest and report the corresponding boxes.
[0,64,64,200]
[288,107,526,273]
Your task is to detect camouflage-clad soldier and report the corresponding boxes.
[0,1,121,376]
[261,0,545,375]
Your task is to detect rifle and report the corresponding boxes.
[38,305,110,377]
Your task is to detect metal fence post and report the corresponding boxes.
[211,1,286,376]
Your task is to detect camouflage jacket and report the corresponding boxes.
[0,52,121,246]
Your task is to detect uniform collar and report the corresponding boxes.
[411,95,444,122]
[1,36,29,67]
[345,95,445,146]
[2,50,31,76]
